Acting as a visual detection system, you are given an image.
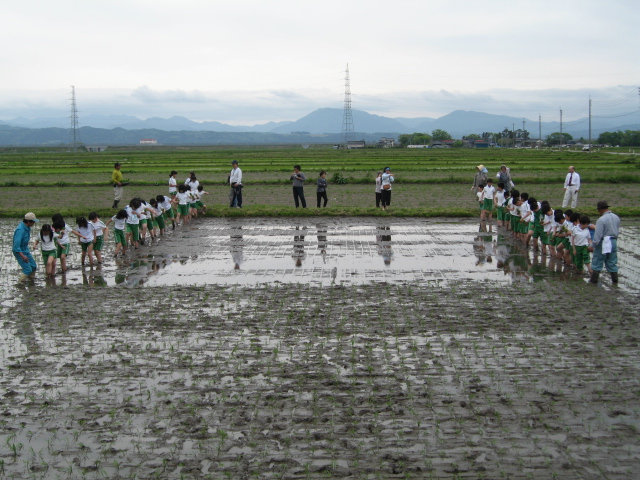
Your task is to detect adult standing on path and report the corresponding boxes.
[229,160,243,208]
[112,162,124,209]
[375,171,383,208]
[588,201,621,285]
[13,212,39,282]
[496,165,513,193]
[380,167,394,210]
[562,166,580,208]
[472,164,488,193]
[290,165,307,208]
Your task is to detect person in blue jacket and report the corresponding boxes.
[13,212,39,282]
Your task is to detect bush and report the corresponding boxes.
[331,172,348,185]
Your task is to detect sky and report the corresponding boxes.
[1,0,639,125]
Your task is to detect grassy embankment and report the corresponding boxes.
[0,146,638,218]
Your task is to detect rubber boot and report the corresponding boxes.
[610,272,619,284]
[589,271,600,284]
[112,200,119,209]
[18,273,28,283]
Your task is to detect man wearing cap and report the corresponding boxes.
[13,213,39,282]
[112,162,124,209]
[228,160,243,208]
[588,201,621,285]
[562,166,580,208]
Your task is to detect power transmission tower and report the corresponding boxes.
[69,85,80,152]
[341,64,355,148]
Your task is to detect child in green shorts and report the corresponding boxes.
[149,198,163,237]
[52,217,84,273]
[494,182,507,228]
[105,209,128,257]
[571,215,593,274]
[480,178,495,232]
[539,204,554,256]
[76,216,96,267]
[88,212,108,264]
[157,195,174,231]
[34,224,57,277]
[126,199,142,249]
[175,185,190,226]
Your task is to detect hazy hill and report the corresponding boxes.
[0,125,387,146]
[3,114,293,133]
[269,108,407,134]
[1,108,638,145]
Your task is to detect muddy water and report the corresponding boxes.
[3,218,638,291]
[1,217,640,479]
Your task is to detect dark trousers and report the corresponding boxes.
[381,189,391,207]
[293,187,306,208]
[375,192,382,207]
[317,191,327,208]
[230,186,242,207]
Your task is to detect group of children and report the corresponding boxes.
[32,179,209,276]
[477,179,595,275]
[33,212,108,277]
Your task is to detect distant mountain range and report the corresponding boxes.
[1,108,638,146]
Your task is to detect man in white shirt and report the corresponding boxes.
[228,160,243,208]
[562,166,580,208]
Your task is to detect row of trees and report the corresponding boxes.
[597,130,640,146]
[397,129,640,147]
[398,128,532,147]
[397,129,453,147]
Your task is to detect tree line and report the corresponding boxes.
[397,128,640,147]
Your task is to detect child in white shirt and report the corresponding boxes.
[480,179,496,232]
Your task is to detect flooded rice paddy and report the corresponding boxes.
[1,217,640,479]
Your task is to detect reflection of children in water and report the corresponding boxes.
[316,223,327,263]
[293,226,307,267]
[230,226,244,270]
[495,235,510,270]
[375,225,393,265]
[82,270,107,287]
[473,236,486,266]
[473,235,496,266]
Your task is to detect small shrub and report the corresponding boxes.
[331,172,348,185]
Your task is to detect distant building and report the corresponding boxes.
[86,145,108,152]
[376,137,395,148]
[347,140,366,149]
[431,140,454,148]
[140,138,157,145]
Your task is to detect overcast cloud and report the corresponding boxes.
[1,0,638,125]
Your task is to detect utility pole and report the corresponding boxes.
[589,95,591,153]
[341,64,355,149]
[539,114,542,147]
[512,123,515,148]
[559,108,563,150]
[522,118,526,146]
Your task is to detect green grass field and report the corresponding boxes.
[1,146,639,218]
